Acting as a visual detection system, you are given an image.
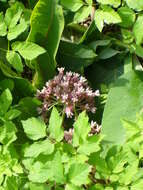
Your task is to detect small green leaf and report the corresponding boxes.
[68,163,91,186]
[94,6,121,32]
[24,139,54,157]
[0,89,12,116]
[12,41,46,60]
[77,135,102,155]
[6,51,23,72]
[0,12,7,36]
[133,15,143,45]
[74,6,92,23]
[4,109,21,120]
[125,0,143,11]
[22,117,47,140]
[97,0,121,8]
[118,7,135,28]
[7,19,27,41]
[60,0,83,12]
[73,111,90,147]
[49,107,64,142]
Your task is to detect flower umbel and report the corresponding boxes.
[37,68,99,118]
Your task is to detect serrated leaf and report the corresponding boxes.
[24,139,54,157]
[48,107,64,142]
[28,151,64,183]
[68,163,91,186]
[0,12,7,36]
[6,51,23,72]
[133,15,143,45]
[29,183,52,190]
[60,0,83,12]
[73,111,90,147]
[125,0,143,11]
[22,117,46,140]
[94,6,121,32]
[12,41,46,60]
[0,89,12,116]
[97,0,121,8]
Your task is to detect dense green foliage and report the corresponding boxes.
[0,0,143,189]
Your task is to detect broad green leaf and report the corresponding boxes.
[73,111,90,147]
[51,151,65,183]
[28,151,64,183]
[68,163,91,186]
[94,6,121,32]
[0,89,12,116]
[102,71,143,144]
[12,41,46,60]
[58,41,96,71]
[125,0,143,11]
[74,6,92,23]
[118,7,135,28]
[28,161,52,183]
[49,107,64,142]
[0,12,7,36]
[22,117,46,140]
[97,0,121,8]
[6,51,23,72]
[24,139,54,157]
[60,0,83,12]
[27,0,64,66]
[7,19,27,41]
[119,161,138,185]
[4,109,21,120]
[133,15,143,45]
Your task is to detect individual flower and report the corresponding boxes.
[37,68,99,118]
[89,121,102,135]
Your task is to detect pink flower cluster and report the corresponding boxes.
[37,68,99,118]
